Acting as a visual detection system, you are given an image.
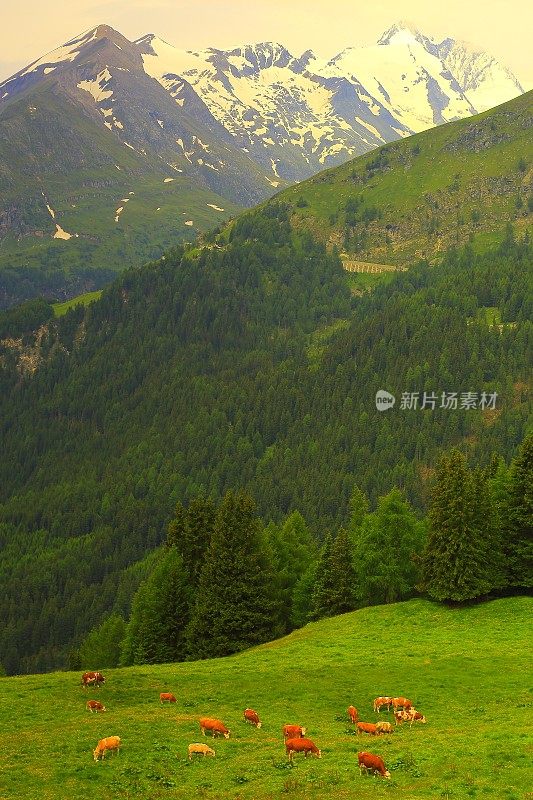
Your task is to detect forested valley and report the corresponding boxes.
[0,203,531,674]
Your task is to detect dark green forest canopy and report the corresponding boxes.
[0,205,531,674]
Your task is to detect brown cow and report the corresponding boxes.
[285,737,321,763]
[347,705,358,724]
[395,708,427,726]
[93,736,121,761]
[199,718,230,739]
[86,700,106,713]
[358,751,391,778]
[283,724,306,740]
[375,721,393,734]
[82,671,105,689]
[188,743,215,760]
[243,708,262,728]
[357,722,381,736]
[392,696,412,711]
[160,693,177,704]
[373,696,393,713]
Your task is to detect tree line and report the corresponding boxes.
[68,433,531,670]
[0,206,531,674]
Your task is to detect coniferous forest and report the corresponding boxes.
[0,203,532,674]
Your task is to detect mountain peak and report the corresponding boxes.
[378,20,425,46]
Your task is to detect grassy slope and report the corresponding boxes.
[52,291,103,317]
[0,88,242,287]
[0,597,530,800]
[275,91,533,265]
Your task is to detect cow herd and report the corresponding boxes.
[81,672,427,779]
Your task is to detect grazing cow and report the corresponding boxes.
[357,722,381,736]
[347,705,358,725]
[199,718,230,739]
[283,724,306,740]
[285,737,321,763]
[394,708,426,725]
[93,736,121,761]
[86,700,106,713]
[160,693,177,704]
[373,696,393,713]
[82,671,105,689]
[243,708,262,728]
[188,743,215,760]
[358,751,391,779]
[375,721,393,734]
[392,696,412,711]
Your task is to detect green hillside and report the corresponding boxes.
[0,597,531,800]
[0,195,531,675]
[271,90,533,265]
[0,88,243,308]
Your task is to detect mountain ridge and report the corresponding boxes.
[0,21,527,308]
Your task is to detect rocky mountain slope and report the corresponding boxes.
[0,22,525,307]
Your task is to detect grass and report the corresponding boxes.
[52,291,103,317]
[0,597,531,800]
[275,90,533,266]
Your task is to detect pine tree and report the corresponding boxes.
[310,534,335,620]
[504,434,533,589]
[166,497,216,585]
[268,511,317,633]
[121,549,191,665]
[186,491,281,659]
[291,561,317,628]
[79,614,126,669]
[354,488,425,605]
[166,501,187,550]
[311,528,356,619]
[421,450,503,602]
[348,486,369,531]
[183,497,216,585]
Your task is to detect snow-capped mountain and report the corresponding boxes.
[135,21,524,181]
[0,22,525,212]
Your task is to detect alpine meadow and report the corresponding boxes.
[0,8,532,800]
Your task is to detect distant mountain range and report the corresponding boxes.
[0,21,525,306]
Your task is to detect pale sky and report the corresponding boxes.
[1,0,532,85]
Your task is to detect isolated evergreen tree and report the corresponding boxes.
[121,549,191,665]
[504,434,533,589]
[186,491,280,659]
[354,489,425,605]
[79,613,126,669]
[421,450,502,602]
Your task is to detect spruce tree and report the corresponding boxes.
[121,549,191,665]
[268,511,317,633]
[186,491,280,659]
[79,614,126,669]
[504,434,533,589]
[311,528,356,619]
[166,497,215,585]
[291,561,317,628]
[421,450,502,602]
[348,486,369,531]
[354,488,425,605]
